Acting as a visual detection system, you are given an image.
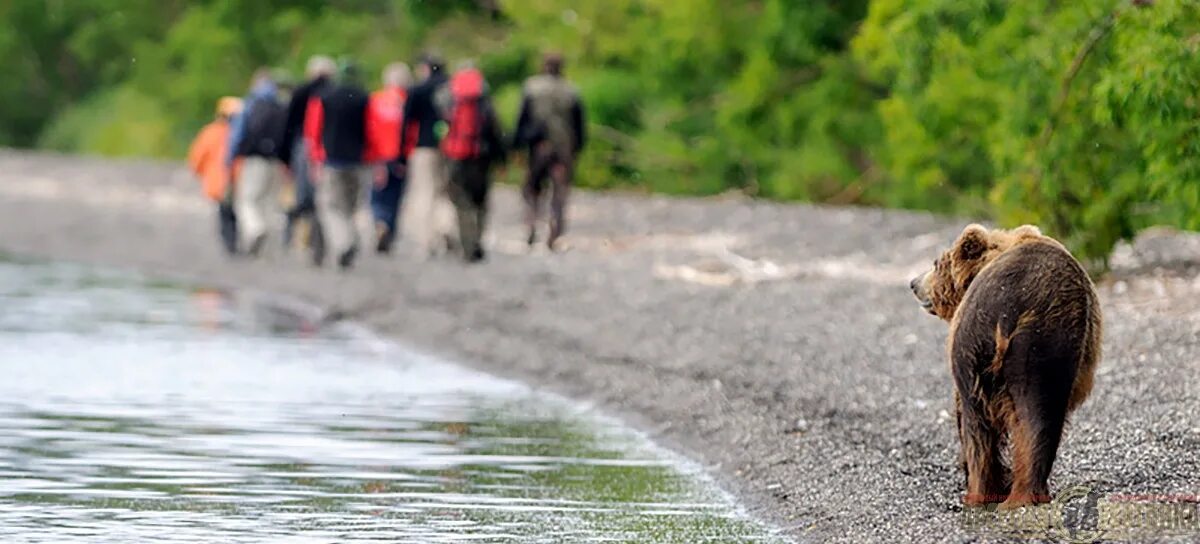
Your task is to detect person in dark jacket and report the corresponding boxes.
[513,53,587,251]
[281,55,336,260]
[397,53,457,259]
[304,60,371,269]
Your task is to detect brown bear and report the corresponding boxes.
[910,224,1101,510]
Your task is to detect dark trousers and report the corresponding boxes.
[370,163,406,251]
[284,141,324,264]
[217,201,238,255]
[284,194,324,264]
[523,146,574,246]
[447,158,492,261]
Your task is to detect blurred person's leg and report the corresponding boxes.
[403,149,441,258]
[522,147,552,247]
[432,155,459,255]
[307,212,325,266]
[316,166,349,268]
[547,154,574,251]
[447,159,490,263]
[284,140,314,248]
[235,157,274,257]
[371,163,405,254]
[317,165,366,269]
[344,165,369,267]
[218,201,238,256]
[469,160,492,262]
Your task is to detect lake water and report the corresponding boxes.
[0,259,782,543]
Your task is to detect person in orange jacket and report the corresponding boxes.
[187,96,243,256]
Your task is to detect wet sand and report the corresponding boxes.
[1,150,1197,542]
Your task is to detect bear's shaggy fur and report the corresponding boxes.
[911,224,1101,510]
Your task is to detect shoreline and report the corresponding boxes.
[1,150,1198,542]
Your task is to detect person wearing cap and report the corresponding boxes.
[513,52,587,251]
[365,62,416,254]
[187,96,243,256]
[281,55,337,258]
[397,53,457,259]
[304,60,372,269]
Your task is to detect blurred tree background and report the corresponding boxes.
[0,0,1195,264]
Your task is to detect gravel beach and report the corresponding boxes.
[0,150,1197,543]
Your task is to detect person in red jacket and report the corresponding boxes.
[303,60,372,269]
[365,62,416,254]
[439,65,506,263]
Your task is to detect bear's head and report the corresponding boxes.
[910,224,1044,321]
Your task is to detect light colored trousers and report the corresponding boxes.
[317,165,369,260]
[234,156,280,249]
[401,148,458,257]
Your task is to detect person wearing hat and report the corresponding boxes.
[187,96,243,256]
[303,59,372,269]
[513,52,587,251]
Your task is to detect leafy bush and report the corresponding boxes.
[855,0,1200,266]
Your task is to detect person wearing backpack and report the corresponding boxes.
[513,53,587,251]
[303,61,372,269]
[437,65,506,263]
[227,69,288,257]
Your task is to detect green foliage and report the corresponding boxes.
[0,0,181,146]
[39,87,176,157]
[855,0,1200,266]
[4,0,1199,262]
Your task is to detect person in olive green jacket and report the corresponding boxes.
[512,53,586,251]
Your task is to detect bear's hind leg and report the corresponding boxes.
[999,391,1067,510]
[959,400,1009,506]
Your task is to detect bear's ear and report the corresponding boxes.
[1012,225,1042,237]
[956,224,989,261]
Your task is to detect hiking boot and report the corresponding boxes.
[247,233,267,258]
[310,240,326,268]
[337,246,358,270]
[526,227,537,248]
[282,216,296,250]
[443,234,460,255]
[375,222,393,254]
[466,247,486,264]
[547,219,564,252]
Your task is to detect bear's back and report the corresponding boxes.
[967,239,1093,311]
[952,239,1099,376]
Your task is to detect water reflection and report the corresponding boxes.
[0,261,780,543]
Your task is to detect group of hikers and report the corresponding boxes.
[186,52,585,268]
